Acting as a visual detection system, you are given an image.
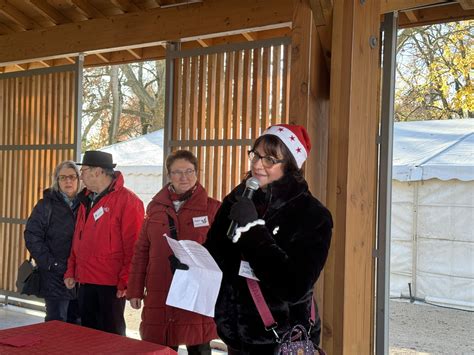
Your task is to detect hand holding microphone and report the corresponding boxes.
[227,177,260,239]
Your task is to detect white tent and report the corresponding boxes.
[99,129,164,206]
[391,119,474,310]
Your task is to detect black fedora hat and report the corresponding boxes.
[78,151,117,169]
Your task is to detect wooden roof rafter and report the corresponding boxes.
[109,0,141,13]
[29,0,71,25]
[0,0,42,30]
[70,0,106,19]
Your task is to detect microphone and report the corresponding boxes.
[227,177,260,239]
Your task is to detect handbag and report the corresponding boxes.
[16,257,41,297]
[246,278,326,355]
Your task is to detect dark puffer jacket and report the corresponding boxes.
[204,174,333,352]
[24,188,78,300]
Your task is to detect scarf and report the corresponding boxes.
[168,183,198,212]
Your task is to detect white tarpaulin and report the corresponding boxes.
[390,119,473,310]
[393,119,474,182]
[98,129,164,205]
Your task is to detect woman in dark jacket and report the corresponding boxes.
[127,150,220,354]
[204,124,333,354]
[24,160,81,323]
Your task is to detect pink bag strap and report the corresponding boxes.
[246,278,277,329]
[246,278,317,336]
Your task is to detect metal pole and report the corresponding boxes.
[74,54,84,161]
[163,42,179,186]
[376,11,398,355]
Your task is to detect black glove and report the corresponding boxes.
[229,195,258,226]
[168,255,189,274]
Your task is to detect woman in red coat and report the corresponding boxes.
[127,150,220,354]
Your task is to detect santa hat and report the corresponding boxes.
[261,124,311,168]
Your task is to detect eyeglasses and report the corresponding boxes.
[248,150,284,168]
[170,169,196,178]
[58,175,78,182]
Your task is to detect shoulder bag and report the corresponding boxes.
[246,278,326,355]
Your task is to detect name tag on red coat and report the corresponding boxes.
[192,216,209,228]
[93,207,105,221]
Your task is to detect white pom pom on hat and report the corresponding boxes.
[260,124,311,168]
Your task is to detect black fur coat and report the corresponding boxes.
[204,174,333,352]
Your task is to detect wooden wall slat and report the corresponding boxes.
[251,48,262,139]
[197,55,207,181]
[0,69,77,293]
[222,53,233,196]
[232,50,243,188]
[171,41,290,201]
[262,47,271,130]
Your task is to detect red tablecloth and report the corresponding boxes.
[0,321,176,354]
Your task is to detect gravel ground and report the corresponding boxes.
[389,300,473,354]
[125,300,474,354]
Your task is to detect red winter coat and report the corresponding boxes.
[65,172,145,290]
[127,182,220,346]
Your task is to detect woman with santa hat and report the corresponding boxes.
[204,124,333,354]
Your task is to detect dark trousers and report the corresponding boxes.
[44,298,80,324]
[170,342,211,355]
[78,283,126,336]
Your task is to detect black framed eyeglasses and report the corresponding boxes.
[248,150,284,168]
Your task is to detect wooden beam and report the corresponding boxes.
[109,0,141,12]
[29,0,70,25]
[241,32,256,41]
[95,52,111,63]
[0,22,14,34]
[13,63,27,71]
[404,9,419,22]
[126,48,142,59]
[71,0,106,19]
[380,0,447,13]
[196,38,211,47]
[398,3,474,28]
[0,0,42,30]
[324,0,380,353]
[0,0,291,65]
[309,0,327,25]
[459,0,474,10]
[290,2,332,343]
[38,60,51,67]
[290,0,312,126]
[314,0,332,70]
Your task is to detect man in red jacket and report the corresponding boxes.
[64,151,144,335]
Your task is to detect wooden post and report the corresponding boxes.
[323,0,380,354]
[290,0,331,344]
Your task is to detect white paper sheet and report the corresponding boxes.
[165,235,222,317]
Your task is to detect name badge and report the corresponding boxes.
[93,207,104,221]
[238,261,260,281]
[193,216,209,228]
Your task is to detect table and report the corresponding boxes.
[0,321,176,354]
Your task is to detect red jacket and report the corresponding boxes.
[127,182,220,346]
[65,172,144,290]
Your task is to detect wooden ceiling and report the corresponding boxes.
[0,0,472,73]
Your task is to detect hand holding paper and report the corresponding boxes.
[165,235,222,317]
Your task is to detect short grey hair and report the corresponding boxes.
[52,160,81,194]
[102,167,115,178]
